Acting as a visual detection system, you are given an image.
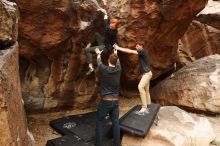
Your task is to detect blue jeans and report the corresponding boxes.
[96,100,120,146]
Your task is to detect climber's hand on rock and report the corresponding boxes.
[95,48,103,54]
[95,48,100,54]
[98,8,107,15]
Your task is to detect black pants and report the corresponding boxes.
[96,100,120,146]
[86,32,108,64]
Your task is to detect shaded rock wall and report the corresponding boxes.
[197,13,220,30]
[178,20,220,65]
[18,0,103,112]
[16,0,208,112]
[0,1,29,145]
[108,0,208,83]
[0,43,29,146]
[178,0,220,65]
[151,55,220,113]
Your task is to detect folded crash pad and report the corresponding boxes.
[119,103,160,137]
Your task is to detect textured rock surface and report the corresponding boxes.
[178,21,220,65]
[122,106,215,146]
[18,0,102,112]
[178,0,220,65]
[16,0,208,112]
[197,13,220,30]
[0,43,29,146]
[151,55,220,113]
[108,0,208,82]
[0,0,18,48]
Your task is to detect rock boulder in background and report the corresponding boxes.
[18,0,102,112]
[178,0,220,65]
[122,106,215,146]
[151,55,220,113]
[107,0,208,84]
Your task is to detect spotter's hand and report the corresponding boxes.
[95,48,103,54]
[113,44,119,50]
[114,49,118,55]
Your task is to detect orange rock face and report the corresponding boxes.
[17,0,208,112]
[178,1,220,65]
[0,0,18,48]
[0,43,29,146]
[179,20,220,63]
[18,0,104,112]
[105,0,208,97]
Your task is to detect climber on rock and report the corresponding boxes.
[95,48,121,146]
[114,43,152,114]
[85,8,118,75]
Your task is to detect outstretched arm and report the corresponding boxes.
[113,44,138,55]
[99,9,109,30]
[95,48,103,67]
[99,8,108,20]
[114,49,120,66]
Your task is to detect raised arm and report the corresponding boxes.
[113,44,138,55]
[95,48,103,67]
[95,48,106,71]
[99,9,109,30]
[114,49,121,66]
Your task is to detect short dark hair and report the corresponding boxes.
[109,53,118,66]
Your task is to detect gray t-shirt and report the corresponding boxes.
[97,57,121,98]
[137,50,151,74]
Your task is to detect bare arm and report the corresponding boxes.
[113,49,120,66]
[99,9,109,30]
[97,53,102,67]
[114,44,138,55]
[95,48,105,71]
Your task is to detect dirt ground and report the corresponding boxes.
[27,97,141,146]
[27,97,220,146]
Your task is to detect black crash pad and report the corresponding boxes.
[50,111,112,142]
[119,103,160,137]
[46,135,89,146]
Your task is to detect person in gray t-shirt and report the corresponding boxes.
[114,43,152,114]
[95,48,121,146]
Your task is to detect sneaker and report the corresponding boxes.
[86,68,94,75]
[140,107,149,113]
[134,107,150,116]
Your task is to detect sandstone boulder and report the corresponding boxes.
[122,106,215,146]
[108,0,208,82]
[18,0,102,112]
[197,13,220,30]
[178,0,220,65]
[0,43,29,146]
[178,21,220,65]
[0,0,18,48]
[17,0,208,112]
[151,55,220,113]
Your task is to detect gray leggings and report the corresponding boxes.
[86,32,107,64]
